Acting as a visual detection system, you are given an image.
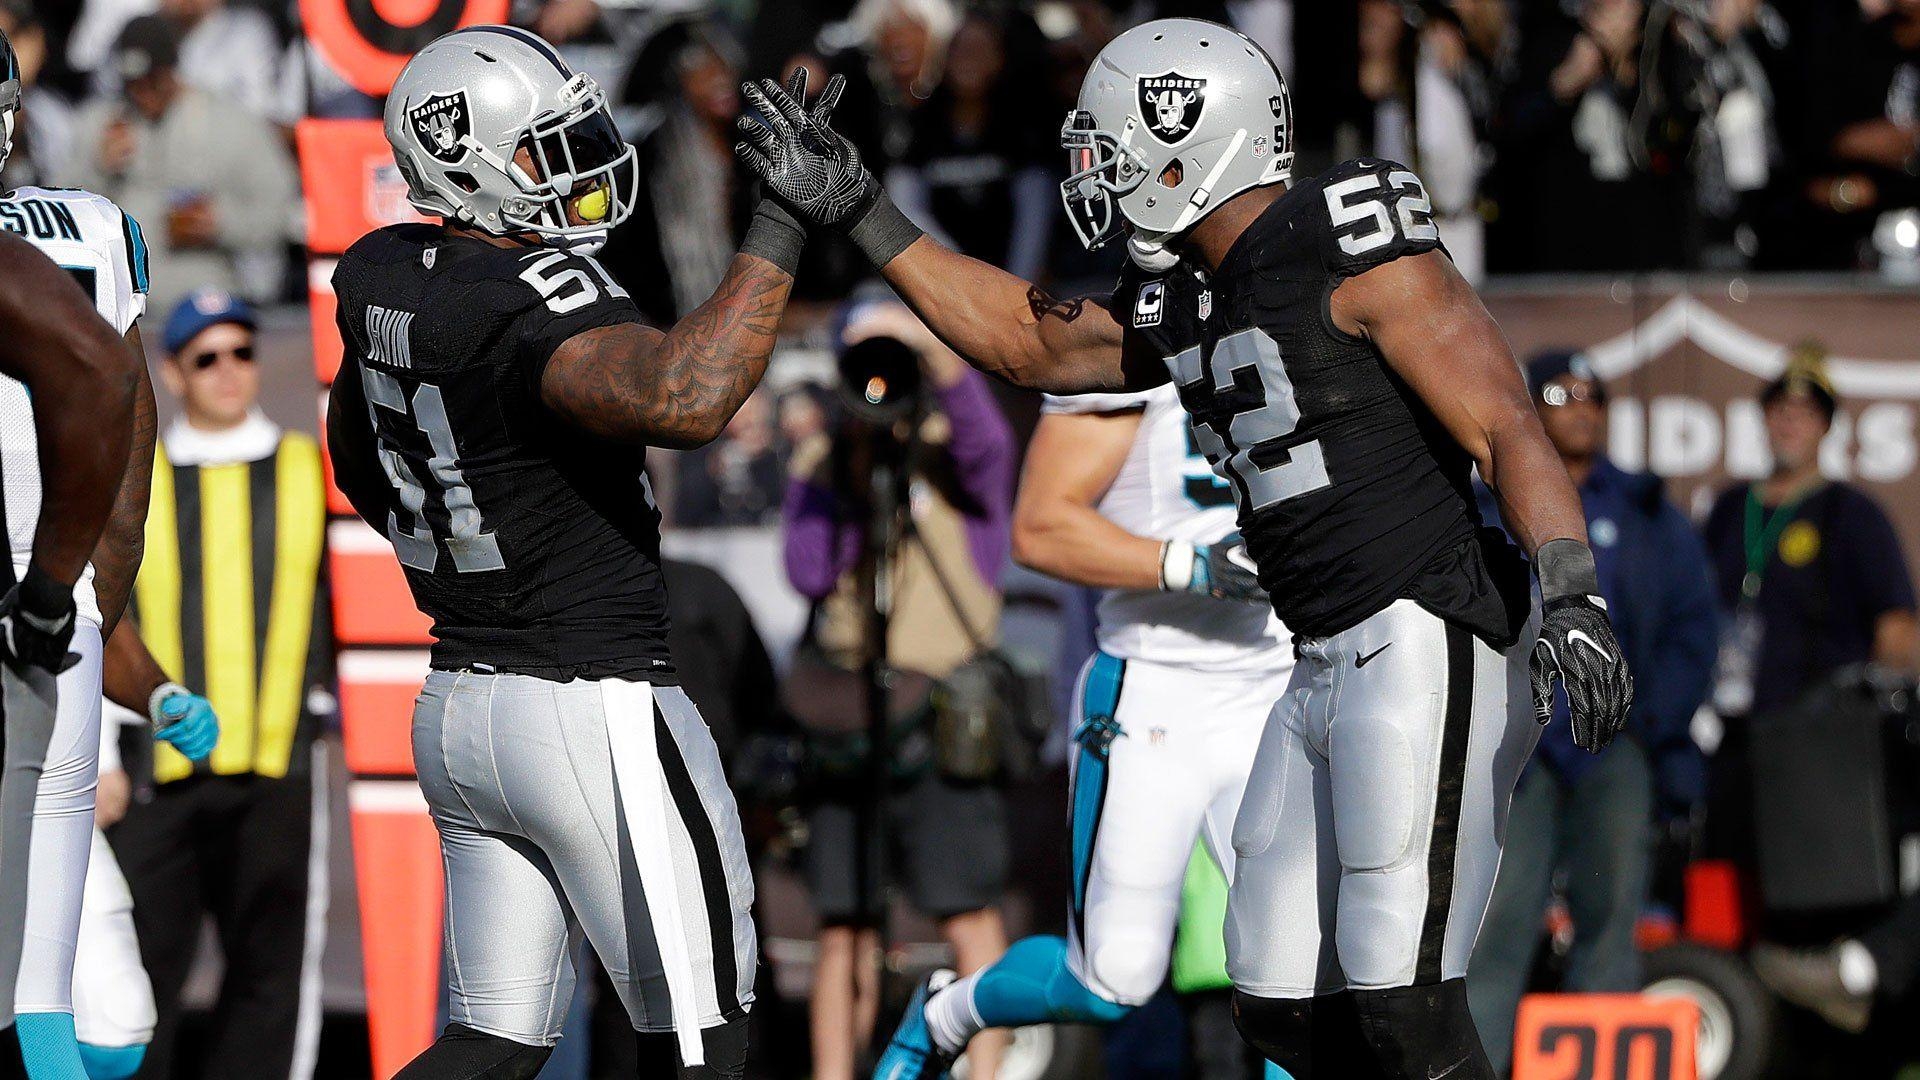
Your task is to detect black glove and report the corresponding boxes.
[1161,534,1267,604]
[1531,540,1633,753]
[0,565,80,675]
[735,70,869,226]
[734,71,922,266]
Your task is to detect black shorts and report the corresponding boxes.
[805,772,1008,923]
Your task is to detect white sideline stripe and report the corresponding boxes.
[602,679,705,1067]
[338,650,433,681]
[289,743,331,1080]
[348,779,429,814]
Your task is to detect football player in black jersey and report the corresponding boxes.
[739,18,1633,1080]
[326,28,817,1080]
[0,231,139,1080]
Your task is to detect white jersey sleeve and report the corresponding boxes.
[0,186,150,333]
[1065,384,1291,673]
[0,186,146,626]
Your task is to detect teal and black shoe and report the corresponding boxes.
[873,969,959,1080]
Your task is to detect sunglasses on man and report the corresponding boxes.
[184,344,256,371]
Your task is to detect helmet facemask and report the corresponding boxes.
[1059,110,1147,251]
[493,73,638,248]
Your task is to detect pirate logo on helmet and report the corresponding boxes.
[1138,72,1205,146]
[407,90,471,165]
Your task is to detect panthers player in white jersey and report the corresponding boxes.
[1,30,217,1079]
[874,381,1295,1076]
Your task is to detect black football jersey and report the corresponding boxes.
[330,224,676,681]
[1117,159,1530,646]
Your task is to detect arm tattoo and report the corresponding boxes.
[544,254,792,448]
[89,333,156,635]
[1026,286,1089,324]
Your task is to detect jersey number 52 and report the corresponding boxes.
[1168,328,1330,514]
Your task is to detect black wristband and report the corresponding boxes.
[739,198,807,278]
[844,178,922,268]
[1536,538,1600,601]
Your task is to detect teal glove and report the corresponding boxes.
[150,683,219,762]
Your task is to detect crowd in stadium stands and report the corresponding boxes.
[9,0,1920,1075]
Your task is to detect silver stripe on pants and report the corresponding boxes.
[412,670,756,1065]
[1227,599,1541,996]
[0,663,60,1029]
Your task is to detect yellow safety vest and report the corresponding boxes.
[134,432,327,782]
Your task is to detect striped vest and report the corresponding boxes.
[134,432,328,782]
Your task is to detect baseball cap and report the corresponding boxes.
[1525,349,1604,401]
[113,14,179,83]
[1760,340,1838,421]
[164,289,256,355]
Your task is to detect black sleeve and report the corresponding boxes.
[1838,488,1918,618]
[512,250,649,391]
[324,338,390,532]
[1309,158,1447,280]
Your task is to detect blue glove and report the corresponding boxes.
[150,683,219,762]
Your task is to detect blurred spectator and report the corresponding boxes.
[1699,348,1917,857]
[1467,351,1719,1074]
[1753,888,1920,1033]
[675,389,785,528]
[110,290,334,1080]
[71,0,283,121]
[68,16,296,312]
[1358,0,1510,280]
[1766,0,1920,268]
[1489,0,1689,271]
[783,302,1015,1080]
[848,0,957,119]
[603,20,745,324]
[159,0,281,120]
[0,0,77,187]
[888,9,1054,281]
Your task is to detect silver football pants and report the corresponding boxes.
[413,671,755,1066]
[1227,599,1541,996]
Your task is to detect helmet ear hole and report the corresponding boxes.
[1158,160,1184,188]
[444,171,480,194]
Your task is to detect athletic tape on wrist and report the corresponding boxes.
[1536,538,1600,601]
[739,200,806,277]
[1160,539,1196,592]
[148,682,190,727]
[845,183,922,268]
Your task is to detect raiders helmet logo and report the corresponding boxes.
[1138,73,1206,146]
[407,90,471,165]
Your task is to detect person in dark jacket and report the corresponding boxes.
[1467,351,1719,1072]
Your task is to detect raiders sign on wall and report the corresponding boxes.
[1485,281,1920,572]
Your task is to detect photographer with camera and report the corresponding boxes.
[782,300,1017,1080]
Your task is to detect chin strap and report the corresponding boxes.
[1128,236,1181,271]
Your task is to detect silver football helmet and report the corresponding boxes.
[1,28,21,173]
[384,26,637,246]
[1060,18,1293,269]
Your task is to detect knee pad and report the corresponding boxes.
[391,1023,554,1080]
[1083,935,1170,1008]
[1231,990,1387,1080]
[77,1042,145,1080]
[1349,981,1492,1080]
